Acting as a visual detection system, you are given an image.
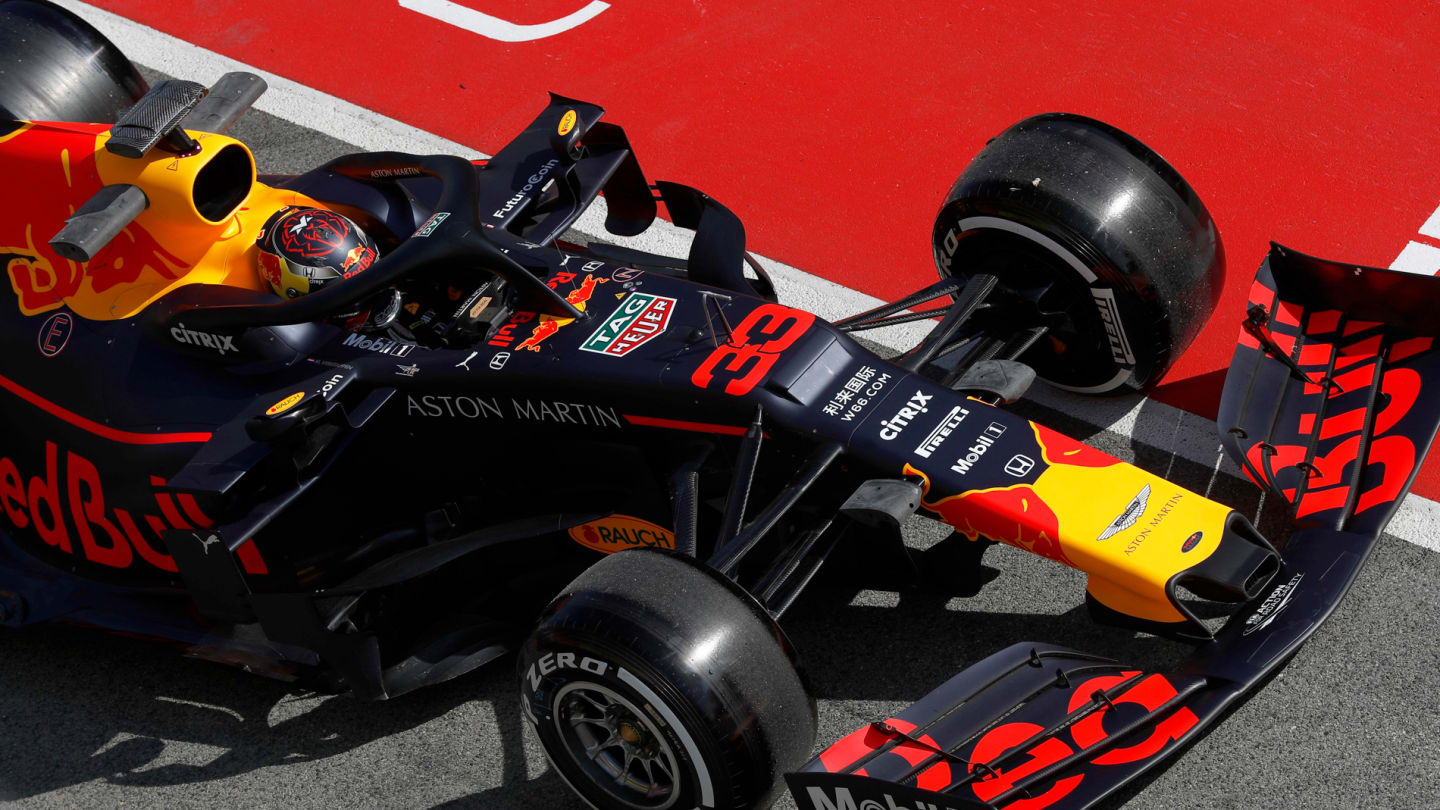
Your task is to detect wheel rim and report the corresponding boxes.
[553,681,681,809]
[940,218,1135,393]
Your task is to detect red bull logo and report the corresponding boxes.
[258,251,284,287]
[2,125,104,315]
[906,462,1074,567]
[903,422,1117,569]
[85,223,188,295]
[502,272,608,352]
[340,244,376,279]
[515,318,563,352]
[1,123,189,316]
[0,440,267,574]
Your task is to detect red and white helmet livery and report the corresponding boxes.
[256,206,378,299]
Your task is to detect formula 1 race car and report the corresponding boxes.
[3,3,1438,809]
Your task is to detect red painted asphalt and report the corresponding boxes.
[94,0,1440,495]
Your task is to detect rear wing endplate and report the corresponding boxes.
[479,93,656,243]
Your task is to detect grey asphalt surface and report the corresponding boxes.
[2,72,1438,810]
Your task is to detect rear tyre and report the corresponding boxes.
[0,0,148,123]
[519,550,815,810]
[932,113,1224,394]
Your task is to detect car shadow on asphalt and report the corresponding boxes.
[0,560,1184,809]
[0,621,565,807]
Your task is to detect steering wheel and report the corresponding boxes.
[169,152,580,333]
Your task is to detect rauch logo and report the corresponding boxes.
[568,515,675,553]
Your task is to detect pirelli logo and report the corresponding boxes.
[1091,287,1135,366]
[915,405,968,459]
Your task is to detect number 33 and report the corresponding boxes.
[691,303,815,396]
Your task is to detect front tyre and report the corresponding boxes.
[933,113,1224,394]
[519,550,815,810]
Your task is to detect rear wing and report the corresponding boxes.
[787,245,1440,809]
[477,97,774,298]
[478,93,655,243]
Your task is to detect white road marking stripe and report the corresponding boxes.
[1202,443,1227,500]
[396,0,611,43]
[1391,202,1440,275]
[54,0,933,352]
[1419,204,1440,242]
[51,0,485,160]
[52,0,1440,555]
[1389,240,1440,275]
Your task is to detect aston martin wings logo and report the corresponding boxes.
[1097,484,1151,540]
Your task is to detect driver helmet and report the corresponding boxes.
[256,206,379,299]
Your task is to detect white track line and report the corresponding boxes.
[53,0,1440,554]
[51,0,482,159]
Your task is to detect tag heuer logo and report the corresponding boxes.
[581,293,676,357]
[414,211,449,237]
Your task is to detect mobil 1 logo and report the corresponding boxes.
[798,780,972,810]
[950,421,1007,475]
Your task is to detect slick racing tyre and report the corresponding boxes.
[519,550,816,810]
[0,0,148,123]
[933,113,1224,394]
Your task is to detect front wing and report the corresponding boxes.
[786,246,1440,810]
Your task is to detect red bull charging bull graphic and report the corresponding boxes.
[490,271,608,352]
[879,395,1234,627]
[903,422,1116,567]
[1,122,190,317]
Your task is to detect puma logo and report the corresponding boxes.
[194,532,221,555]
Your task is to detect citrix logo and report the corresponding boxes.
[170,323,237,354]
[879,391,934,441]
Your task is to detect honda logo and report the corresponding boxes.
[1004,454,1035,477]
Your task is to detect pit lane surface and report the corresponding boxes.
[44,0,1440,502]
[3,16,1439,810]
[59,0,1440,403]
